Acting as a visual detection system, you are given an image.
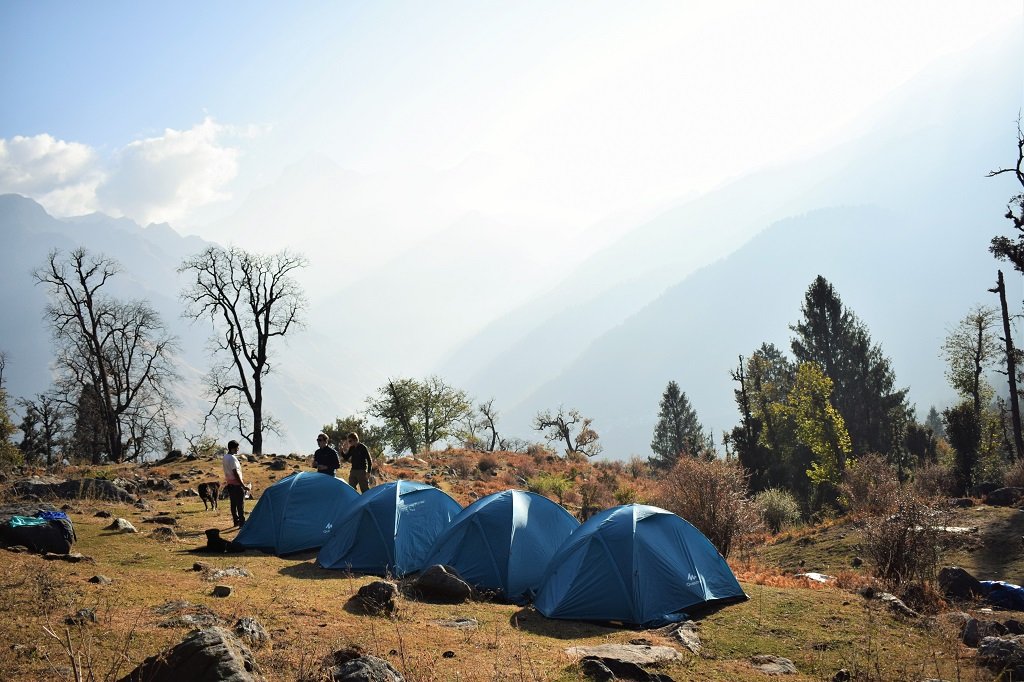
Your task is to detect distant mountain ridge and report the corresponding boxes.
[439,30,1024,457]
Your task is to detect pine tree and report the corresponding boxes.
[790,276,910,459]
[650,380,710,469]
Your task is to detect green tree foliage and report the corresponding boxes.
[322,416,384,457]
[904,420,938,466]
[943,401,981,494]
[729,344,801,495]
[924,406,945,440]
[942,305,1001,416]
[366,377,471,455]
[776,362,851,488]
[0,389,24,469]
[790,275,910,460]
[650,380,712,469]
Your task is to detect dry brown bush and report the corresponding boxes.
[651,456,757,558]
[1003,457,1024,488]
[838,453,900,516]
[912,461,957,499]
[862,487,947,590]
[476,453,498,473]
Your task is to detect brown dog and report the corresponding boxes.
[198,482,220,511]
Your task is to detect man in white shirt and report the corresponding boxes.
[222,440,248,527]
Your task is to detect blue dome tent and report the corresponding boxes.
[234,472,359,555]
[317,481,461,577]
[424,489,580,603]
[534,504,746,626]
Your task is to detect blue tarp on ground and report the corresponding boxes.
[234,472,359,555]
[424,489,580,603]
[981,580,1024,611]
[534,504,746,627]
[317,481,461,577]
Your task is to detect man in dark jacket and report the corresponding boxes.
[342,432,373,492]
[313,432,342,476]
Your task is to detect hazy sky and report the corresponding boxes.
[2,1,1022,247]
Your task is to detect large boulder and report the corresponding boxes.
[985,487,1024,507]
[978,635,1024,678]
[13,478,136,502]
[410,565,472,604]
[117,626,261,681]
[332,654,404,681]
[352,581,398,616]
[962,618,1008,647]
[938,566,988,600]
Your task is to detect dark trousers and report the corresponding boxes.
[226,484,246,525]
[348,469,370,493]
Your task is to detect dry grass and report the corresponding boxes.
[0,451,1005,681]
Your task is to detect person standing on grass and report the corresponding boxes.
[222,439,248,527]
[342,432,373,493]
[313,432,342,476]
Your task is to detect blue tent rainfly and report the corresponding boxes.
[317,480,461,577]
[534,504,746,627]
[424,489,580,603]
[233,471,359,555]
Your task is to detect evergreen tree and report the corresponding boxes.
[924,406,946,440]
[730,345,802,493]
[0,389,23,469]
[944,401,981,494]
[650,380,710,468]
[17,407,44,464]
[790,276,910,459]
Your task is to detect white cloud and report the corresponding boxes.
[97,117,241,225]
[0,134,103,216]
[0,118,247,225]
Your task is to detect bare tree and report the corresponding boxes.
[533,406,602,458]
[0,350,7,389]
[478,398,501,452]
[34,248,179,463]
[179,246,307,454]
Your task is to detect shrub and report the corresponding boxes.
[838,453,899,516]
[863,487,945,589]
[527,472,572,504]
[477,454,498,473]
[652,456,756,558]
[1003,457,1024,489]
[614,485,639,505]
[450,456,474,479]
[912,461,957,499]
[625,456,647,479]
[754,488,801,533]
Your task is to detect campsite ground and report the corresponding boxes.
[0,452,1011,681]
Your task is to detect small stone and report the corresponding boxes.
[106,518,137,533]
[333,654,405,681]
[434,617,479,629]
[64,608,97,626]
[442,651,455,658]
[750,654,797,675]
[832,670,851,682]
[851,556,863,568]
[89,575,111,585]
[151,527,178,542]
[212,585,232,598]
[192,562,211,572]
[233,617,269,648]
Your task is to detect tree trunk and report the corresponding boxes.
[994,270,1024,458]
